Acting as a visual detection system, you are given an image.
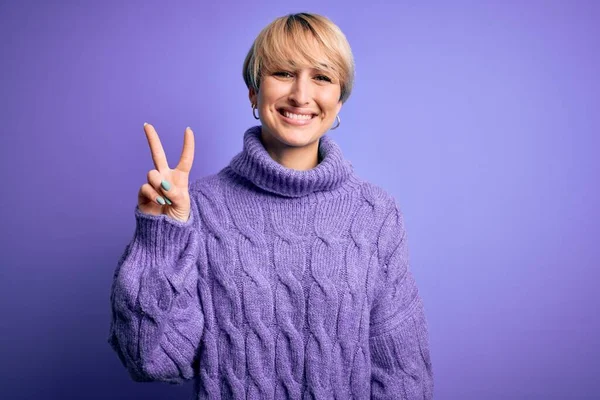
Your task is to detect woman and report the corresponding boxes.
[108,12,433,399]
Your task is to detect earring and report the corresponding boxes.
[330,114,341,130]
[252,104,259,120]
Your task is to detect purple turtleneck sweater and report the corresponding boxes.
[108,125,433,399]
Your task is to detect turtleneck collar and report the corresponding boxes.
[228,125,354,198]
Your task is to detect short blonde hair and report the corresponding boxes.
[243,13,355,104]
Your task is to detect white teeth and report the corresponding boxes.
[283,110,313,120]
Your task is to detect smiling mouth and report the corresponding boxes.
[277,108,318,120]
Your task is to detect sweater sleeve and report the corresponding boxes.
[107,201,204,384]
[369,200,434,399]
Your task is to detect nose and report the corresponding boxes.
[288,74,311,105]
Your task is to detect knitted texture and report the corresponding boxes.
[108,125,433,399]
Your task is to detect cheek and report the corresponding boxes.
[323,101,340,115]
[259,81,286,101]
[259,96,281,113]
[322,90,342,110]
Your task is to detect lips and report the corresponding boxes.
[277,108,316,126]
[278,107,318,117]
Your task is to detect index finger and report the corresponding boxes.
[143,123,170,171]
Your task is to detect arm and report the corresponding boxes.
[369,200,434,399]
[107,201,204,384]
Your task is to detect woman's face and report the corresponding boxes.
[250,65,343,151]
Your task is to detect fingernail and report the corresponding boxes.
[156,196,166,205]
[144,122,148,127]
[164,197,172,205]
[161,180,171,191]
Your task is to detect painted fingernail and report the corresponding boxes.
[161,180,171,191]
[164,197,172,205]
[156,196,166,205]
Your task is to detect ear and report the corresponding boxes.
[248,87,257,105]
[335,100,343,115]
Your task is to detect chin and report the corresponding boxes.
[265,123,322,147]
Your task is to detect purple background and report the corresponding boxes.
[1,1,598,399]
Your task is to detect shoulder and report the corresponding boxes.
[189,166,256,198]
[356,178,407,243]
[187,173,232,235]
[355,179,403,218]
[190,172,221,193]
[188,173,226,215]
[189,168,241,200]
[350,178,407,250]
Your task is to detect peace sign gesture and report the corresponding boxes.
[137,123,195,222]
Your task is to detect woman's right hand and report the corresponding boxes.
[137,123,195,223]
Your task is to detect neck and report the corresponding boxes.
[227,125,354,198]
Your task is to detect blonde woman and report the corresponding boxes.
[108,12,433,399]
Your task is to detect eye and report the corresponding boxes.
[274,71,293,78]
[315,75,332,82]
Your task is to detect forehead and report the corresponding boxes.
[268,52,336,75]
[261,31,339,75]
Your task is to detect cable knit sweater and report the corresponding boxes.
[108,125,434,399]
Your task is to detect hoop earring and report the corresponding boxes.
[330,114,341,130]
[252,104,259,120]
